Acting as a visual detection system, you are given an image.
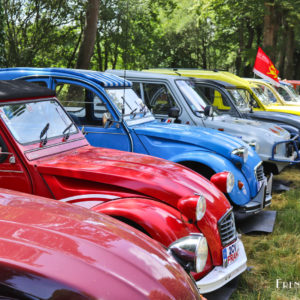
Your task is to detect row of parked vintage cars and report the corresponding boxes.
[0,67,299,299]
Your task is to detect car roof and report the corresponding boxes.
[0,67,132,88]
[0,80,55,100]
[193,78,236,88]
[107,69,185,81]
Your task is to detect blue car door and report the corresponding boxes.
[51,78,132,151]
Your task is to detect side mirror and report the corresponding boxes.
[169,106,180,118]
[103,112,112,128]
[204,105,213,117]
[103,112,121,129]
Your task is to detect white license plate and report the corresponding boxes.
[222,241,239,267]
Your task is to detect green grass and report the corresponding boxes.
[231,166,300,300]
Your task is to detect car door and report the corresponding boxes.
[53,79,132,151]
[0,133,32,193]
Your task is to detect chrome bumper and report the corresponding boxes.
[237,173,273,215]
[196,239,247,294]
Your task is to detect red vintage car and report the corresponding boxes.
[0,80,247,293]
[0,188,201,299]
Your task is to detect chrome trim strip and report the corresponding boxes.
[59,194,119,203]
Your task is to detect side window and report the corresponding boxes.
[142,83,177,115]
[197,86,233,113]
[25,80,48,88]
[0,135,8,163]
[132,82,142,98]
[55,83,109,127]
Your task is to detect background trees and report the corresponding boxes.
[0,0,299,78]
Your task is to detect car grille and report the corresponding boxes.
[218,210,237,247]
[255,162,265,182]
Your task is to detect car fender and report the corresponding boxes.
[169,150,251,206]
[92,197,199,246]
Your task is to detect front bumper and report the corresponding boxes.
[235,173,273,216]
[269,135,300,164]
[196,239,247,294]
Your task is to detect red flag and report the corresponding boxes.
[253,47,280,86]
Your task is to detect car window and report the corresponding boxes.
[142,83,178,115]
[196,85,236,115]
[56,83,110,127]
[132,82,142,98]
[0,135,8,163]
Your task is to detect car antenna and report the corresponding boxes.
[122,0,130,122]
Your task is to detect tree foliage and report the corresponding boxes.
[2,0,300,78]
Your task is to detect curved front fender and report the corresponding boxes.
[92,198,197,246]
[92,197,223,267]
[170,151,251,206]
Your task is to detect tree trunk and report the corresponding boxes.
[76,0,100,70]
[283,24,295,79]
[235,26,244,76]
[262,1,276,60]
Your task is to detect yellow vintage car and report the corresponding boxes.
[247,79,300,107]
[146,69,300,116]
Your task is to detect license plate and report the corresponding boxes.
[222,241,239,267]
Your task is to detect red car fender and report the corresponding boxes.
[93,197,214,279]
[92,197,198,246]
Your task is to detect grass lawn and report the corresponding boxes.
[232,166,300,300]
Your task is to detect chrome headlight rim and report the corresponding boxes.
[167,233,208,274]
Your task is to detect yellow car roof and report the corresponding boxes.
[145,69,253,87]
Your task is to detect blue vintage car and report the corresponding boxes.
[0,68,272,217]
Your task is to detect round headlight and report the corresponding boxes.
[226,172,235,193]
[168,233,208,274]
[210,171,235,194]
[194,234,209,273]
[195,194,206,221]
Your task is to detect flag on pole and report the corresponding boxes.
[253,47,280,86]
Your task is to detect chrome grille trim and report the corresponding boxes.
[255,162,264,182]
[218,209,237,247]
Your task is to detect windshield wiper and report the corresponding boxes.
[129,107,137,119]
[139,105,148,116]
[40,123,50,147]
[62,122,74,141]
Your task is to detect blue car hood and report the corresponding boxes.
[133,121,248,155]
[132,121,261,198]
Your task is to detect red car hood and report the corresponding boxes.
[0,188,199,299]
[37,145,230,220]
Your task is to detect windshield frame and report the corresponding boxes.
[104,87,155,126]
[0,98,78,145]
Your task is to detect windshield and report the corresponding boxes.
[176,80,219,116]
[254,83,278,103]
[251,87,273,105]
[0,99,77,144]
[275,86,293,102]
[105,88,155,125]
[286,85,299,97]
[226,88,254,112]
